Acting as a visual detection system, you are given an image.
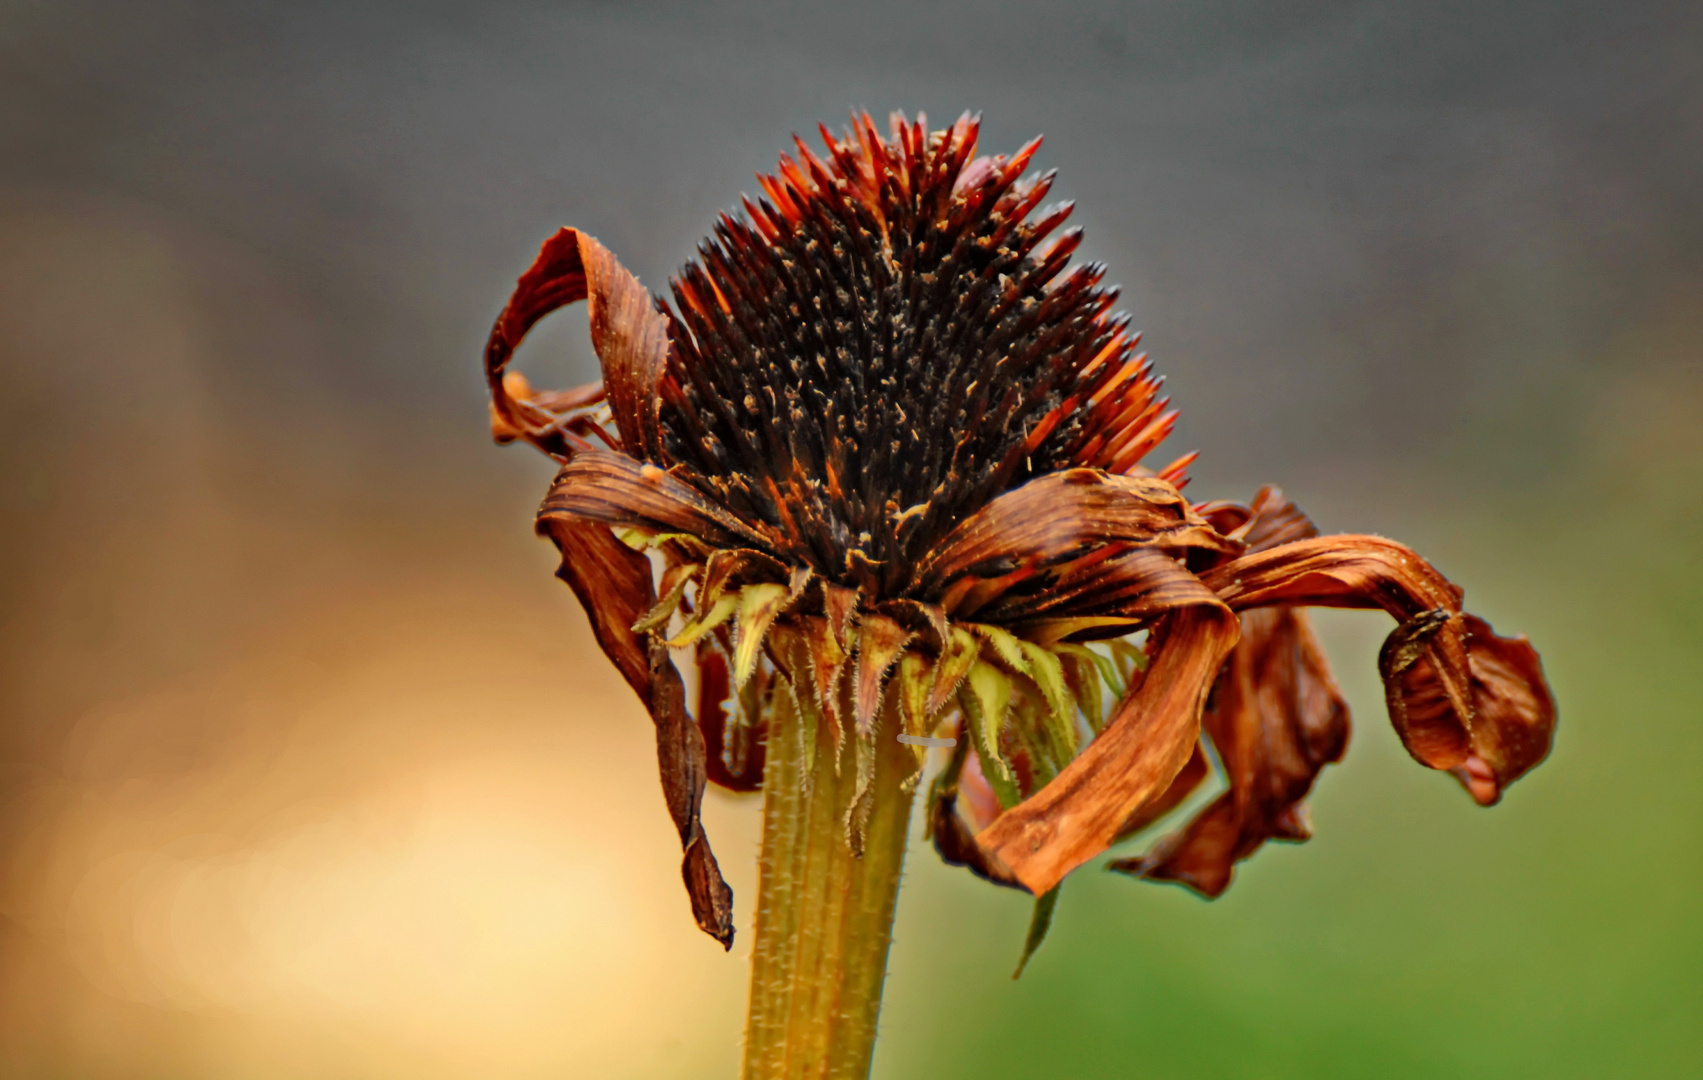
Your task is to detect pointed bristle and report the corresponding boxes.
[652,118,1181,595]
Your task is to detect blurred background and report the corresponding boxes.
[2,1,1699,1076]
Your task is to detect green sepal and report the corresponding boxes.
[1007,694,1059,789]
[960,661,1019,809]
[784,636,820,796]
[613,527,652,551]
[843,723,878,856]
[1018,640,1077,763]
[971,623,1031,675]
[733,582,792,687]
[1012,885,1061,980]
[631,562,699,633]
[666,590,738,648]
[1055,644,1107,734]
[896,651,934,770]
[1109,637,1149,687]
[927,626,980,716]
[725,658,764,778]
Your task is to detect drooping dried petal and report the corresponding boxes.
[1100,487,1349,894]
[1408,614,1557,805]
[648,634,738,949]
[537,517,736,947]
[1378,607,1473,766]
[992,545,1226,632]
[975,598,1241,895]
[1192,483,1319,552]
[489,372,607,450]
[928,734,1023,889]
[579,238,672,460]
[1112,740,1209,840]
[535,517,655,698]
[1111,605,1349,896]
[1199,535,1474,768]
[1200,534,1555,802]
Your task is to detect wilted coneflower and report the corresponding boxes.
[483,112,1555,1079]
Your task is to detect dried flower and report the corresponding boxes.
[483,111,1556,1070]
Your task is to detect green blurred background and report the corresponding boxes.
[2,2,1698,1076]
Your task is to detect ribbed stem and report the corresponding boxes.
[741,688,915,1080]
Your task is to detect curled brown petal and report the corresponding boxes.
[1199,534,1475,770]
[975,594,1241,895]
[1450,615,1557,805]
[485,228,587,425]
[489,371,608,449]
[650,635,737,949]
[537,447,776,553]
[1377,607,1473,767]
[916,468,1240,598]
[1113,740,1210,841]
[537,517,736,947]
[932,795,1023,889]
[998,545,1240,630]
[1238,486,1320,552]
[1200,533,1464,616]
[536,517,655,697]
[484,227,671,458]
[1189,484,1317,550]
[1111,605,1350,897]
[1201,533,1555,800]
[579,238,672,460]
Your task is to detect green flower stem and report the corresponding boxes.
[742,687,915,1080]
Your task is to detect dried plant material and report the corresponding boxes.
[696,644,767,792]
[1111,607,1348,896]
[538,518,734,947]
[975,603,1240,894]
[484,112,1556,965]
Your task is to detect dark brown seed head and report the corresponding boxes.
[647,112,1178,600]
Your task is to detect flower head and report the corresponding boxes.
[484,113,1556,951]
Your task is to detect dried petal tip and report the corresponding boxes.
[1449,615,1557,805]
